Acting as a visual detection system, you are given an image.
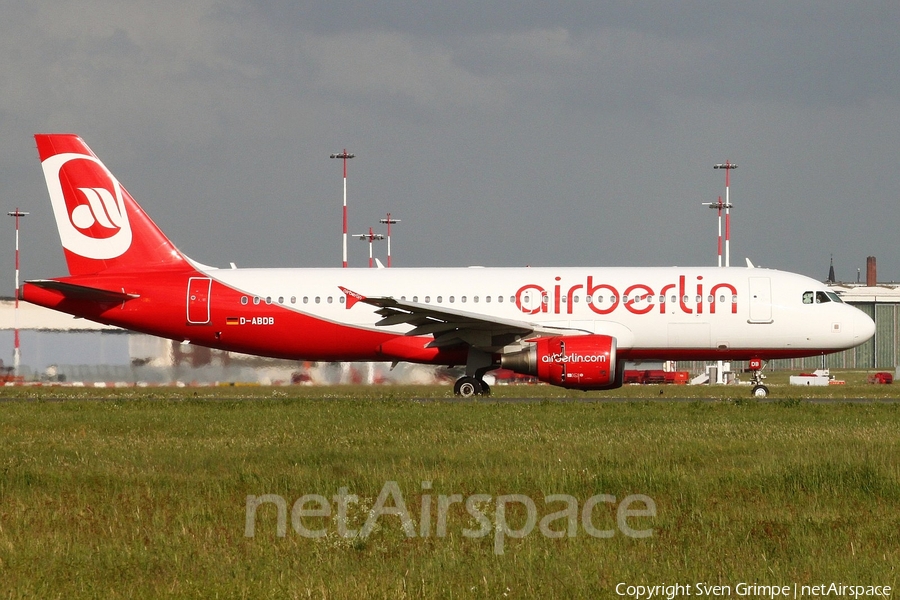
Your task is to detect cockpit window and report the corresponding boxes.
[804,290,842,304]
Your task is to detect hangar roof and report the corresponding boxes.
[830,284,900,303]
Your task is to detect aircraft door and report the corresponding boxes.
[187,277,212,324]
[748,277,773,324]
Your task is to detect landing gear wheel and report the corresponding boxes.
[479,381,491,397]
[751,384,769,398]
[455,376,482,398]
[747,358,769,399]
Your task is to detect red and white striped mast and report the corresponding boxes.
[701,164,735,385]
[355,227,384,268]
[330,150,355,268]
[7,208,28,376]
[703,196,726,267]
[713,161,736,267]
[379,213,400,267]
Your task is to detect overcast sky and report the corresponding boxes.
[2,1,899,287]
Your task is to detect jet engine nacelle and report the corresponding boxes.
[500,335,622,390]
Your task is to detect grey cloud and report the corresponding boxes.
[0,1,899,284]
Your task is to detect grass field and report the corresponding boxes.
[1,378,899,598]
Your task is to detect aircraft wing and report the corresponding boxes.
[341,287,586,351]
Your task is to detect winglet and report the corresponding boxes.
[339,286,366,309]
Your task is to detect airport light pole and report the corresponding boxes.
[705,163,736,385]
[701,194,729,383]
[330,150,355,268]
[356,227,384,268]
[702,196,731,267]
[713,161,737,267]
[379,213,400,267]
[699,194,723,383]
[7,209,28,377]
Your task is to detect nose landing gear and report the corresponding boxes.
[748,358,769,397]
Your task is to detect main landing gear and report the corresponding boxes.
[453,376,491,398]
[748,358,769,398]
[454,348,495,397]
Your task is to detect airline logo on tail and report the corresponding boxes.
[42,152,133,259]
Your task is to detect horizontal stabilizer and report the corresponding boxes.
[26,279,140,302]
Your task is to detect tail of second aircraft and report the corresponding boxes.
[35,134,188,276]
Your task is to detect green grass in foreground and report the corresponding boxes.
[1,382,899,598]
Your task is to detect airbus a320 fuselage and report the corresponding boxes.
[23,134,875,396]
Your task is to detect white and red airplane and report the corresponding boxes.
[23,134,875,397]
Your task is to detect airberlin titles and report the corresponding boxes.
[224,274,737,331]
[542,351,607,364]
[514,274,738,316]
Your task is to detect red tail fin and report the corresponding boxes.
[35,134,188,276]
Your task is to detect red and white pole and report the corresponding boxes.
[355,228,384,268]
[385,218,391,267]
[702,196,727,267]
[715,197,723,268]
[710,162,736,384]
[330,150,355,268]
[714,161,736,267]
[8,209,28,376]
[724,163,731,267]
[379,213,401,268]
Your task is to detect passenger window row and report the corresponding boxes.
[238,295,520,306]
[237,293,742,306]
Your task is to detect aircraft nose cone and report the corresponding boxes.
[855,309,876,342]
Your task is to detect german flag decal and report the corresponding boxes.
[226,317,240,325]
